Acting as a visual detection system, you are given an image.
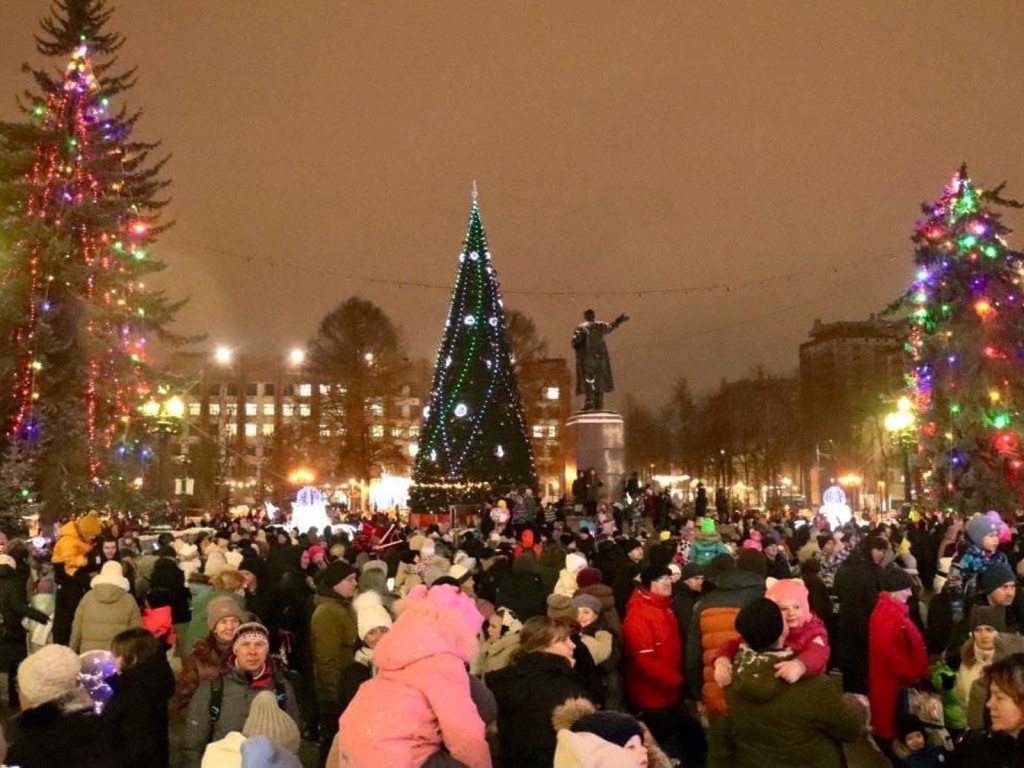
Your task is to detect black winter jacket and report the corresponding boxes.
[6,688,110,768]
[486,650,589,768]
[102,646,176,767]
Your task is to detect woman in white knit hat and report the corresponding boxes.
[6,644,108,767]
[70,559,140,653]
[336,591,393,716]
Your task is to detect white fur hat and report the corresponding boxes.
[18,644,81,706]
[566,553,587,574]
[91,560,129,592]
[353,591,392,640]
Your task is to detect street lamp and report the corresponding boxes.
[884,396,916,505]
[141,392,185,499]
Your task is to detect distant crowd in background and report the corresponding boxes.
[0,474,1019,767]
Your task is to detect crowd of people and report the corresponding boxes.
[0,487,1020,767]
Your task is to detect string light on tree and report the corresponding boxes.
[901,164,1024,514]
[410,183,537,511]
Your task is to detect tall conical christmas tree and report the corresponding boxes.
[0,0,184,521]
[905,165,1024,514]
[410,186,537,511]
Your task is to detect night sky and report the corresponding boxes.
[2,1,1023,407]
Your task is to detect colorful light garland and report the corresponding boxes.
[905,165,1024,513]
[410,187,537,510]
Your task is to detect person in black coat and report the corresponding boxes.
[0,554,50,707]
[833,536,887,694]
[495,551,548,621]
[6,644,110,768]
[486,616,590,768]
[148,556,191,654]
[103,627,175,767]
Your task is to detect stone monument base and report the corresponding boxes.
[566,411,625,503]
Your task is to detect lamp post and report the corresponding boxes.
[141,392,185,500]
[884,396,916,506]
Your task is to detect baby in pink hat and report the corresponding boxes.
[713,577,831,687]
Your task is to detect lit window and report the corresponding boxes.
[299,404,311,417]
[263,404,275,417]
[224,423,237,437]
[299,383,312,397]
[262,423,274,435]
[282,404,294,417]
[409,425,420,437]
[320,426,331,437]
[188,403,201,417]
[548,425,558,438]
[320,384,330,395]
[245,403,257,417]
[408,443,419,457]
[371,425,384,439]
[225,404,237,417]
[391,426,403,438]
[209,403,220,416]
[532,425,545,438]
[544,387,559,400]
[369,402,384,417]
[245,423,257,437]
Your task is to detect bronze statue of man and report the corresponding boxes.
[571,309,629,411]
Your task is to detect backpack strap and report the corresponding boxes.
[272,665,288,710]
[209,674,224,724]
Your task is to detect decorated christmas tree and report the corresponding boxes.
[410,186,537,511]
[0,0,185,522]
[905,165,1024,514]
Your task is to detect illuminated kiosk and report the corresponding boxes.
[820,484,852,529]
[565,411,625,502]
[291,486,331,532]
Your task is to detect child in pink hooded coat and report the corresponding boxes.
[337,583,492,768]
[713,577,830,685]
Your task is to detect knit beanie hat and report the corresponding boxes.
[353,591,393,639]
[622,539,642,556]
[881,565,914,593]
[361,559,388,577]
[18,644,82,706]
[571,710,643,748]
[966,513,999,547]
[565,553,588,574]
[232,621,270,651]
[639,565,671,589]
[736,549,767,577]
[572,593,603,616]
[547,593,577,621]
[576,567,603,588]
[765,578,810,618]
[735,597,784,652]
[318,560,355,590]
[448,563,473,584]
[242,690,302,754]
[681,562,704,580]
[700,517,716,536]
[970,605,1007,632]
[76,511,102,541]
[895,713,927,741]
[240,735,302,768]
[207,595,246,631]
[979,562,1016,594]
[91,560,130,591]
[706,553,736,579]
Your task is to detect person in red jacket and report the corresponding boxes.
[868,565,929,746]
[622,565,705,764]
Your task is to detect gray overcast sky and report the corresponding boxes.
[2,1,1023,407]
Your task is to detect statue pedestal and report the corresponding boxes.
[566,411,625,502]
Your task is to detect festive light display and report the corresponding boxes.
[410,186,537,511]
[904,165,1024,513]
[1,4,182,517]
